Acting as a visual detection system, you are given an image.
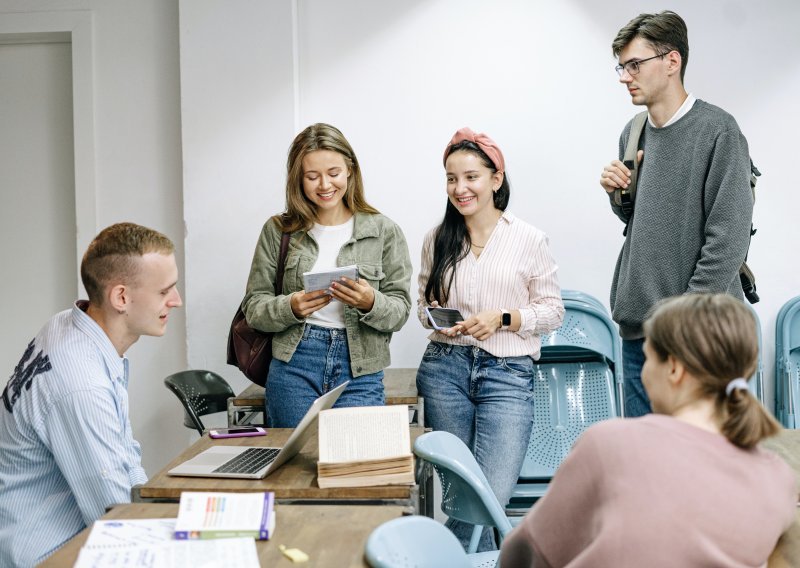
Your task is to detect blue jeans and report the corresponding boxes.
[622,338,652,417]
[265,324,385,427]
[416,342,534,552]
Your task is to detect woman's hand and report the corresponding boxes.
[459,310,502,341]
[290,290,332,318]
[330,277,375,311]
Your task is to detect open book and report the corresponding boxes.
[317,405,415,488]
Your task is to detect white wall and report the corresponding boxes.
[182,0,800,417]
[0,0,187,474]
[2,0,798,477]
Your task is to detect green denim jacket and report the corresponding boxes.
[242,212,412,377]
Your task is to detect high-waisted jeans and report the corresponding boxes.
[417,341,535,552]
[266,324,385,427]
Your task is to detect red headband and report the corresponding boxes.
[443,127,505,173]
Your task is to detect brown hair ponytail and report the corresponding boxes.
[644,294,780,449]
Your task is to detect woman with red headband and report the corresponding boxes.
[416,127,565,552]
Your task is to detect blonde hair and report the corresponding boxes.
[81,222,174,305]
[643,294,780,448]
[276,123,378,233]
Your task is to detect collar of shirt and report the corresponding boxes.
[71,300,129,385]
[649,92,696,128]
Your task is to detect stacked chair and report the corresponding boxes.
[776,296,800,427]
[747,304,765,403]
[506,290,622,518]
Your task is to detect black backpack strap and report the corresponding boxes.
[613,111,649,218]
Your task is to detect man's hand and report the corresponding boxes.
[599,150,643,193]
[290,289,332,318]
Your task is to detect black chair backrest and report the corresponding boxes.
[163,370,235,434]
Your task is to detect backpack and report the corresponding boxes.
[613,111,761,304]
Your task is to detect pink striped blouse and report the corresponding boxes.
[417,211,564,359]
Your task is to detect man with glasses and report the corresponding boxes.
[599,11,753,417]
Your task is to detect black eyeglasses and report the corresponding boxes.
[615,52,669,77]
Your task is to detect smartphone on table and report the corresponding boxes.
[208,426,267,439]
[425,307,465,330]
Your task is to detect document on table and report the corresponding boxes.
[303,265,359,296]
[74,537,260,568]
[84,519,176,547]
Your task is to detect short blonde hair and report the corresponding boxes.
[81,222,174,305]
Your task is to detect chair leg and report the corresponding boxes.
[467,524,483,553]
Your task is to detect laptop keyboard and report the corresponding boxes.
[213,447,280,474]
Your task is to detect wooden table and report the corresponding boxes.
[228,368,424,427]
[133,427,434,517]
[37,502,405,567]
[765,429,800,567]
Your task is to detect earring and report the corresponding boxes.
[117,309,127,315]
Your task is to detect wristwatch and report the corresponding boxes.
[500,309,511,329]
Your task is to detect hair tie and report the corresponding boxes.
[725,377,749,397]
[443,127,505,173]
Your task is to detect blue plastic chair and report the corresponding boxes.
[776,296,800,427]
[508,292,621,514]
[747,304,764,403]
[365,516,474,568]
[413,431,512,562]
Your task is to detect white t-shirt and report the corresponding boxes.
[306,217,354,329]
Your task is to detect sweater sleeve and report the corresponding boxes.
[500,425,606,568]
[686,128,753,293]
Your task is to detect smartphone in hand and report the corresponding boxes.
[425,307,465,330]
[208,427,267,439]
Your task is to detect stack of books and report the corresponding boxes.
[317,405,415,488]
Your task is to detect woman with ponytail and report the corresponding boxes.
[500,293,796,567]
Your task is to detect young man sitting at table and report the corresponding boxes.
[0,223,183,567]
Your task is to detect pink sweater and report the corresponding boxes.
[500,415,797,568]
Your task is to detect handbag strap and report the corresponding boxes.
[275,232,291,294]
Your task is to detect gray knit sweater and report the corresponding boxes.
[609,100,754,339]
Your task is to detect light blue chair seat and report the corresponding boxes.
[365,516,472,568]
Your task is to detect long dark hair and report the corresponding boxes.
[424,141,510,305]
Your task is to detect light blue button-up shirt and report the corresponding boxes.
[0,301,147,567]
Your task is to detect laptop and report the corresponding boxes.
[168,381,349,479]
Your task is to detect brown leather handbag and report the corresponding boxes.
[226,232,291,386]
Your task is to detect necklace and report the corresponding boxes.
[471,242,485,249]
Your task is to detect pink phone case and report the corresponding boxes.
[208,427,267,439]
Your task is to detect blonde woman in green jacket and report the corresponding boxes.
[242,123,413,427]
